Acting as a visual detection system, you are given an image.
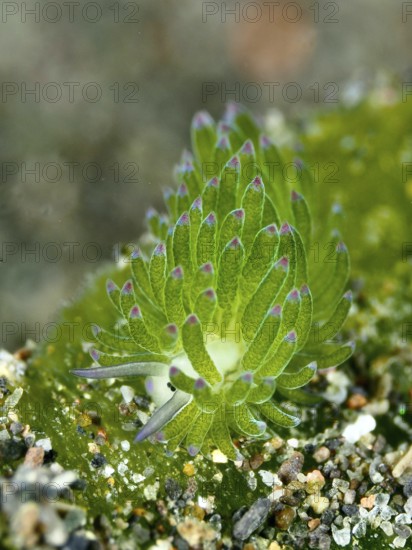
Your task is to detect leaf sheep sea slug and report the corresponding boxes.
[72,104,354,460]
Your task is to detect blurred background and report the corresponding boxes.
[1,0,411,349]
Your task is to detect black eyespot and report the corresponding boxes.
[167,382,176,392]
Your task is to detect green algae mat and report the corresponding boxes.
[1,93,412,550]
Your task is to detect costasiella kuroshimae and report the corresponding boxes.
[71,104,354,460]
